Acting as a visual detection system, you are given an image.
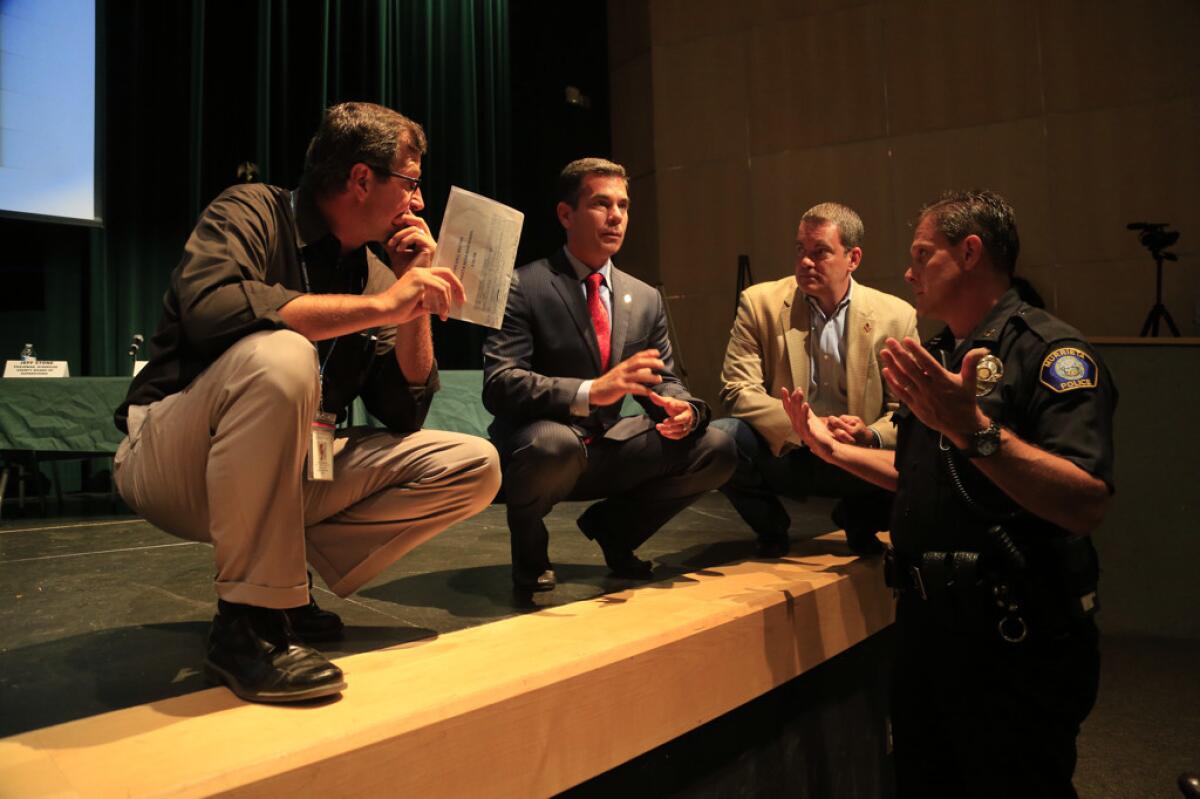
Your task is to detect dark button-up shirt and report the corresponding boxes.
[890,288,1118,558]
[115,183,437,433]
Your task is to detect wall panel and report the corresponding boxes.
[610,53,657,180]
[651,33,751,169]
[882,0,1043,136]
[746,5,888,155]
[1040,0,1200,114]
[1046,97,1200,265]
[655,160,754,292]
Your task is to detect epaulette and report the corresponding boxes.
[1011,304,1088,346]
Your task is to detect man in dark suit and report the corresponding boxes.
[483,158,736,591]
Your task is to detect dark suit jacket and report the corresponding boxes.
[482,249,710,447]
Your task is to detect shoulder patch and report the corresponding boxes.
[1040,347,1098,393]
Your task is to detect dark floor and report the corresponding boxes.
[0,493,1196,799]
[0,492,843,736]
[1075,635,1200,799]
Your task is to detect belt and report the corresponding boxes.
[884,548,983,602]
[885,547,1030,643]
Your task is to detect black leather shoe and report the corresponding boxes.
[285,572,344,642]
[756,533,790,559]
[831,501,886,557]
[596,535,654,580]
[204,608,346,704]
[578,516,655,581]
[606,553,655,580]
[845,528,884,557]
[513,568,557,592]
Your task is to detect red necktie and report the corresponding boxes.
[586,271,611,371]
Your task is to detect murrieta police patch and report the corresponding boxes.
[1040,347,1098,393]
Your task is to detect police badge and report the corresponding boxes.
[975,353,1004,396]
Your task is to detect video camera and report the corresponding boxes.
[1126,222,1179,260]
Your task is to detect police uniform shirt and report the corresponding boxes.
[889,288,1118,558]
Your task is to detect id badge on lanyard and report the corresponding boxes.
[307,410,337,481]
[306,339,338,482]
[293,191,370,483]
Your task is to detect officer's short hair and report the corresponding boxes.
[800,202,865,250]
[919,190,1020,276]
[300,102,427,197]
[558,158,627,208]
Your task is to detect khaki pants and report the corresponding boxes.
[114,330,500,609]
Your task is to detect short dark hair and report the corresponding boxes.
[800,202,865,250]
[300,102,427,197]
[557,158,627,207]
[918,190,1020,276]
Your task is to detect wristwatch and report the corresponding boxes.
[962,420,1001,458]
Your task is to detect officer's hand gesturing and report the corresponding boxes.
[780,387,839,463]
[879,337,990,448]
[589,349,664,407]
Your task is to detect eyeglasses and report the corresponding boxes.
[370,165,421,193]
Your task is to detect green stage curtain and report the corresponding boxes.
[74,0,510,378]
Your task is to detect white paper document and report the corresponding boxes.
[433,186,524,329]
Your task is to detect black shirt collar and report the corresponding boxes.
[293,188,344,266]
[929,287,1024,361]
[292,187,372,290]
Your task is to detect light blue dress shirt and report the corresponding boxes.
[805,279,853,419]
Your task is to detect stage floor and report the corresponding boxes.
[0,491,847,737]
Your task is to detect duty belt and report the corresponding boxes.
[884,547,1030,643]
[884,548,981,602]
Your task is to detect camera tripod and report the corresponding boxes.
[1129,222,1181,338]
[1140,250,1180,337]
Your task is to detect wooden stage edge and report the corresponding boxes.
[0,534,895,798]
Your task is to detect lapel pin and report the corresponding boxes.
[864,321,872,333]
[623,293,632,304]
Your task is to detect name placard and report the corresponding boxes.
[3,360,70,378]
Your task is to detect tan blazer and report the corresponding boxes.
[720,276,918,456]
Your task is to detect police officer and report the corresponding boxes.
[782,190,1116,798]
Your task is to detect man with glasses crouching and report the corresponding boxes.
[114,102,500,703]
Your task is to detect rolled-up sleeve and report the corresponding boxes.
[175,187,304,358]
[360,325,440,433]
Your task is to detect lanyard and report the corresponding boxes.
[291,189,366,412]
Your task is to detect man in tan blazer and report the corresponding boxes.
[714,202,917,556]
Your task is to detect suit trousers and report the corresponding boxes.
[499,419,736,576]
[711,416,892,543]
[113,330,500,609]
